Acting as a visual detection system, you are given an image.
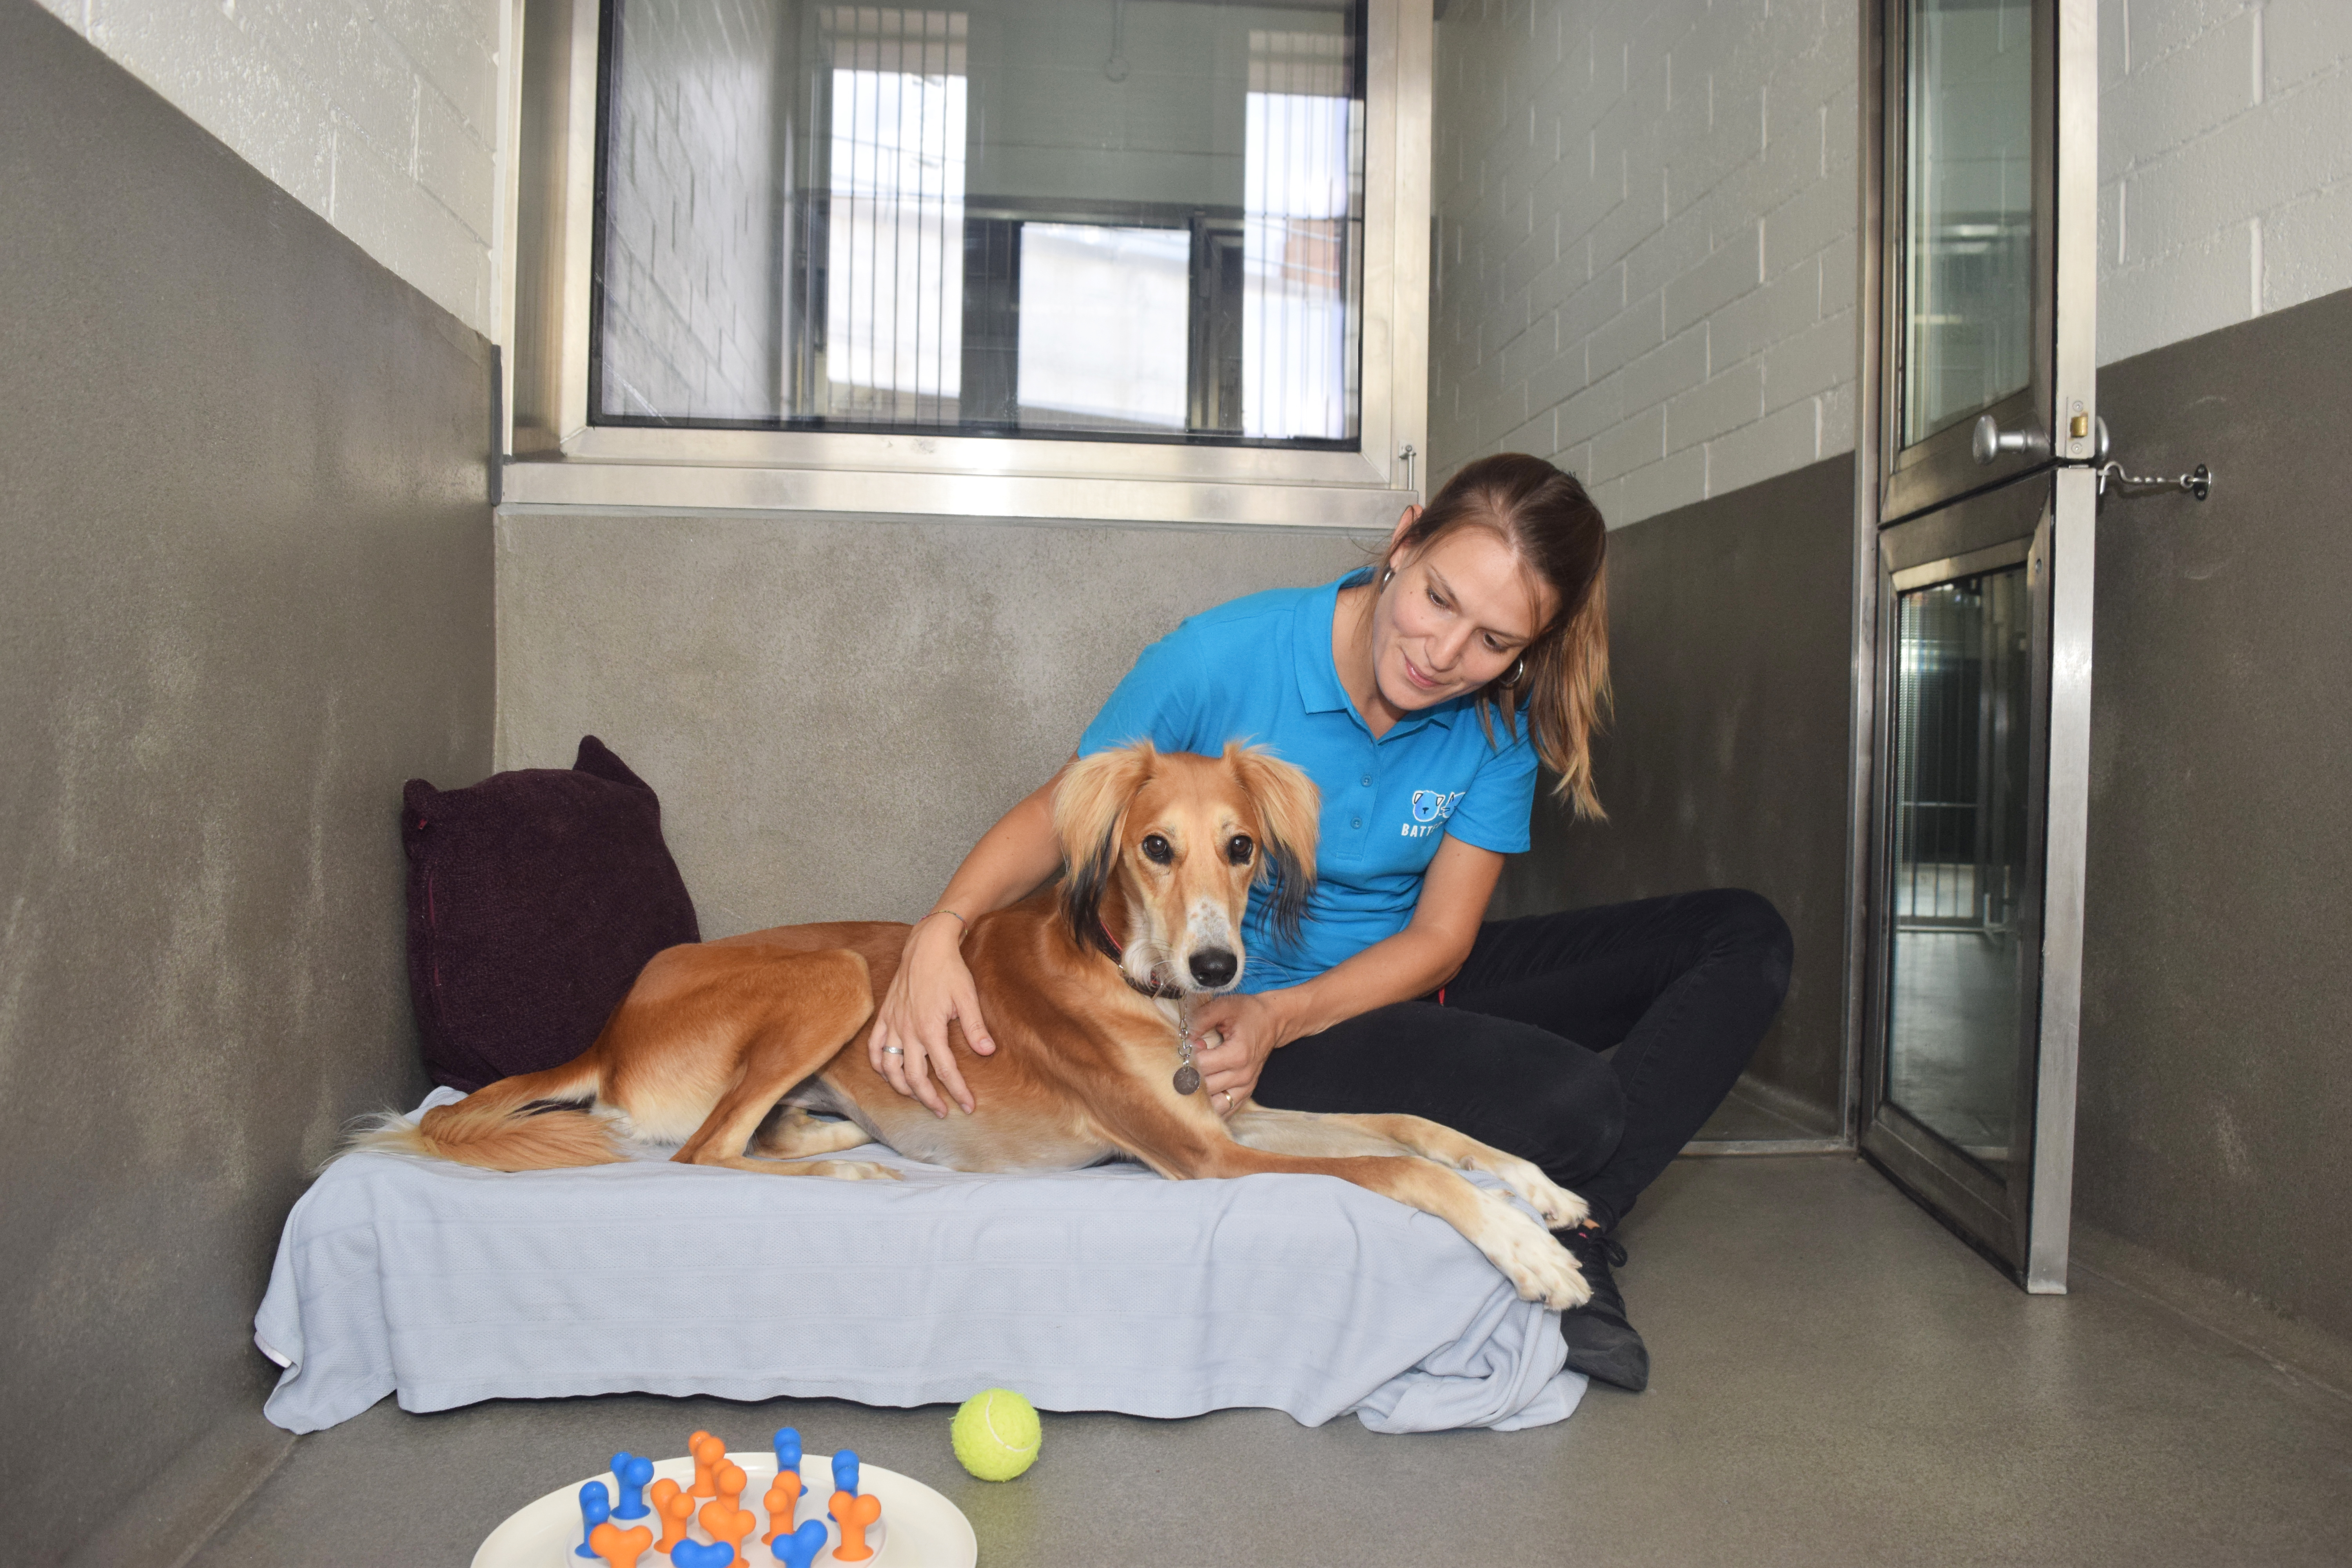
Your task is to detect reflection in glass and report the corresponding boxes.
[1902,0,2034,447]
[595,0,1363,446]
[1887,566,2033,1171]
[1018,224,1190,430]
[1245,31,1355,439]
[827,17,969,423]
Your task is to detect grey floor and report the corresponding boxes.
[190,1156,2352,1568]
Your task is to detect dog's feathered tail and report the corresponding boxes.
[340,1058,624,1172]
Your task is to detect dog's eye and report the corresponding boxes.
[1226,835,1254,865]
[1140,834,1174,865]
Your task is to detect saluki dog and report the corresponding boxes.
[357,742,1592,1308]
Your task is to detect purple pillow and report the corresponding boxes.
[402,736,701,1091]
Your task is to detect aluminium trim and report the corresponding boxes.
[499,460,1417,528]
[2025,465,2095,1293]
[1890,537,2033,593]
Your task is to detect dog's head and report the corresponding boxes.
[1053,741,1320,996]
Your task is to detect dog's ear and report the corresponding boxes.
[1053,742,1158,951]
[1225,744,1319,947]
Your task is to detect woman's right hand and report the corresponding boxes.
[867,914,995,1117]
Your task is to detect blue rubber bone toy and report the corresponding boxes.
[832,1448,860,1500]
[609,1453,654,1521]
[672,1541,737,1568]
[573,1480,610,1559]
[772,1426,804,1488]
[771,1517,831,1568]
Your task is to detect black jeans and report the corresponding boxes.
[1251,889,1794,1232]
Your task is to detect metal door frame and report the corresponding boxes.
[1846,0,2097,1292]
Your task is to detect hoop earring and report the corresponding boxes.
[1505,655,1526,686]
[1379,566,1395,588]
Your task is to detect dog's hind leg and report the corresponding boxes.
[668,950,899,1182]
[1237,1110,1589,1231]
[753,1107,878,1160]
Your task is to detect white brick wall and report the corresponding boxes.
[2100,0,2352,364]
[36,0,509,337]
[1429,0,1858,528]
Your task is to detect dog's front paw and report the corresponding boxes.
[1486,1154,1590,1230]
[1473,1190,1593,1310]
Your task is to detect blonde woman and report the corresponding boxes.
[871,453,1791,1393]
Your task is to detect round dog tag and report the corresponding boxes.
[1172,1065,1202,1096]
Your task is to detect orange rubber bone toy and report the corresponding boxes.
[763,1470,804,1541]
[829,1490,883,1563]
[690,1433,728,1498]
[587,1519,655,1568]
[650,1479,694,1553]
[698,1503,757,1567]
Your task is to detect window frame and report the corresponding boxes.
[503,0,1430,527]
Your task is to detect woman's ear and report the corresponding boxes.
[1053,742,1158,951]
[1383,505,1422,575]
[1225,744,1320,947]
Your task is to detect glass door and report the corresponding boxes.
[1858,0,2096,1289]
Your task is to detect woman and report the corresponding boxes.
[867,453,1791,1393]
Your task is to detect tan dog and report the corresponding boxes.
[357,742,1591,1308]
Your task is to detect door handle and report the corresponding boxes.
[1972,414,2046,466]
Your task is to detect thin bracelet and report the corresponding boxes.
[918,909,968,930]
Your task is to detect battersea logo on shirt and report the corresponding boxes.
[1402,789,1464,837]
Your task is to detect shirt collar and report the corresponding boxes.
[1294,573,1467,739]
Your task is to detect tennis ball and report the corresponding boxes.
[951,1388,1042,1481]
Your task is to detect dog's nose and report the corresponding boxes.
[1188,949,1238,989]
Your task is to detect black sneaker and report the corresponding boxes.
[1557,1226,1649,1392]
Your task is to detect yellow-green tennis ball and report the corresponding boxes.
[951,1388,1041,1481]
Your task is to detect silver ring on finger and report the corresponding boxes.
[881,1045,905,1056]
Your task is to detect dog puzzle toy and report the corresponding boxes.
[952,1388,1042,1480]
[475,1426,977,1568]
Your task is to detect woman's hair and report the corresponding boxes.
[1388,452,1611,818]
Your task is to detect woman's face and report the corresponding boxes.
[1370,520,1555,713]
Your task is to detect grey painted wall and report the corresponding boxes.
[2074,285,2352,1341]
[495,513,1370,935]
[1492,456,1856,1132]
[0,2,496,1561]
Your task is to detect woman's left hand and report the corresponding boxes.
[1185,991,1294,1116]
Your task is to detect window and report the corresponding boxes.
[513,0,1426,522]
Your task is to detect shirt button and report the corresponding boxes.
[1361,775,1373,786]
[1351,817,1363,829]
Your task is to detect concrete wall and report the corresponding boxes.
[2074,285,2352,1342]
[2100,0,2352,364]
[30,0,509,336]
[494,512,1366,936]
[1428,0,1859,526]
[0,4,496,1561]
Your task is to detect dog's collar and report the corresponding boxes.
[1096,916,1187,999]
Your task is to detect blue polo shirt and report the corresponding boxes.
[1076,572,1540,992]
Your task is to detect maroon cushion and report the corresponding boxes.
[402,736,701,1091]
